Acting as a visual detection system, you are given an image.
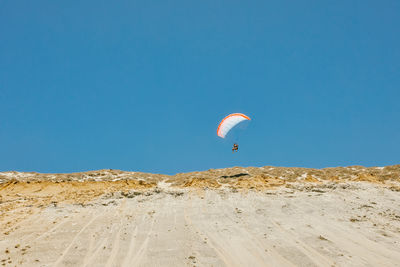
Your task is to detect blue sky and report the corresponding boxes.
[1,1,399,174]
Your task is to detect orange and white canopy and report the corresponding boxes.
[217,113,251,138]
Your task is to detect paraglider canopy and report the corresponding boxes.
[217,113,251,138]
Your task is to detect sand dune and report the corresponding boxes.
[1,166,400,266]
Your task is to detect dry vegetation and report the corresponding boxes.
[1,165,400,231]
[1,165,400,200]
[1,165,399,221]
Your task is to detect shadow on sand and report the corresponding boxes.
[220,173,249,179]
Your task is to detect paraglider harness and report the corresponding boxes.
[232,143,238,152]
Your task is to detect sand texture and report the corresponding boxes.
[1,165,400,266]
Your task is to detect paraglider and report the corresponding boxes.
[217,113,251,152]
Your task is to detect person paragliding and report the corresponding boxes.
[232,143,239,152]
[217,113,251,152]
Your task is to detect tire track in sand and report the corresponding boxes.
[53,210,105,266]
[120,223,139,267]
[104,223,124,267]
[105,199,128,267]
[123,206,157,266]
[183,194,236,267]
[222,197,297,266]
[81,206,121,267]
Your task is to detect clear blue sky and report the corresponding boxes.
[1,1,399,174]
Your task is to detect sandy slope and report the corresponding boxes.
[1,166,400,266]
